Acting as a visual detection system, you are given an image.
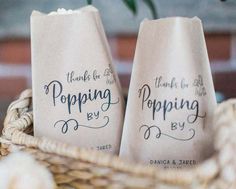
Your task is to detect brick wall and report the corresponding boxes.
[0,33,235,98]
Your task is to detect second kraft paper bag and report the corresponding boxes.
[31,6,124,154]
[119,17,217,168]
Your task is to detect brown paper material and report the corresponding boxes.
[31,6,124,154]
[119,17,217,168]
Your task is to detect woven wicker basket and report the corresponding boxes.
[0,89,236,189]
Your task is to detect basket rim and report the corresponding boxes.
[2,88,236,185]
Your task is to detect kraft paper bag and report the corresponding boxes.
[119,17,217,168]
[31,6,124,154]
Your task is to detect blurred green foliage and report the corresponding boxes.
[87,0,158,19]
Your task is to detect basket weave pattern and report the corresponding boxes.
[1,89,236,188]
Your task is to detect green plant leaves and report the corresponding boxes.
[86,0,158,19]
[123,0,157,19]
[123,0,137,15]
[143,0,158,19]
[87,0,93,5]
